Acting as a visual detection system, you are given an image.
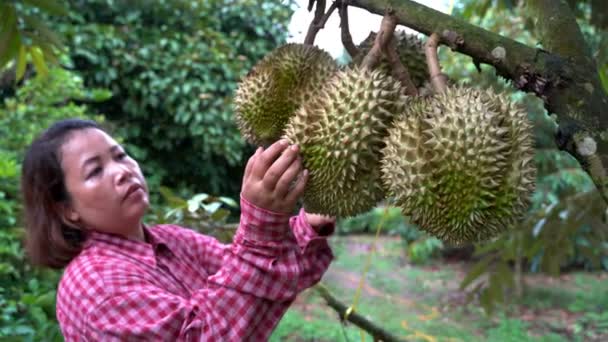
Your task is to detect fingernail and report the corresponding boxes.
[303,169,309,176]
[290,144,298,151]
[281,139,289,145]
[256,147,263,154]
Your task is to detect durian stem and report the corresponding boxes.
[339,1,359,58]
[315,283,410,342]
[424,32,448,93]
[304,0,339,45]
[384,37,419,96]
[360,8,398,70]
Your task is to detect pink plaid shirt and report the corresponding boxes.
[56,196,334,341]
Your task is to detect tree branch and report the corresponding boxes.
[339,1,359,58]
[424,32,447,93]
[384,37,418,96]
[314,283,410,342]
[349,0,608,206]
[304,0,339,45]
[361,8,398,70]
[527,0,591,62]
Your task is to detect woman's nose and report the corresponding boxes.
[112,163,134,184]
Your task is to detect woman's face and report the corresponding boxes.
[59,128,149,239]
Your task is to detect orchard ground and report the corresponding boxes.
[271,235,608,342]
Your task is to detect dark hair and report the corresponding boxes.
[21,118,104,269]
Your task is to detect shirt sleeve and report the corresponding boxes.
[57,195,334,341]
[168,195,335,295]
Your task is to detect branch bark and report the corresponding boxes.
[385,37,418,96]
[361,9,398,70]
[349,0,608,206]
[305,0,339,45]
[424,32,447,93]
[314,283,409,342]
[339,1,359,57]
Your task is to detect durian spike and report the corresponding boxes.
[424,32,449,93]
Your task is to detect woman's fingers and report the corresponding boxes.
[251,140,290,180]
[274,156,302,198]
[285,169,309,204]
[263,144,299,190]
[244,147,262,181]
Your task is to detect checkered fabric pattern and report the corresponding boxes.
[56,196,334,341]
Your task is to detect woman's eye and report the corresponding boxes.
[88,167,102,178]
[117,152,127,160]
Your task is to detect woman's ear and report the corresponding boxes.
[56,202,81,227]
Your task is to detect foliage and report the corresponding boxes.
[0,228,63,341]
[0,65,107,340]
[407,237,444,265]
[43,0,295,199]
[146,186,239,244]
[0,0,68,80]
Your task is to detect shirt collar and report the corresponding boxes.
[84,224,172,267]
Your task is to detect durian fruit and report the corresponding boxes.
[380,85,536,244]
[234,43,338,146]
[352,30,429,89]
[283,66,407,217]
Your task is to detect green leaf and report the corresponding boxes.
[30,46,48,78]
[210,208,230,222]
[0,5,19,68]
[599,64,608,94]
[480,289,494,315]
[202,202,222,214]
[460,257,493,290]
[218,196,238,208]
[16,45,27,81]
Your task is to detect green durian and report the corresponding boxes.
[283,66,407,217]
[352,30,429,89]
[380,85,536,244]
[234,43,338,146]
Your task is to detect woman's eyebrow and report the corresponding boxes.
[81,145,121,168]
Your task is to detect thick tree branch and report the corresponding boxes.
[527,0,591,62]
[349,0,608,206]
[315,283,409,342]
[339,1,359,58]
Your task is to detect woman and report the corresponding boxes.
[21,118,335,341]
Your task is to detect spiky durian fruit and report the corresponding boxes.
[234,43,338,146]
[353,31,428,89]
[283,66,407,217]
[380,85,536,244]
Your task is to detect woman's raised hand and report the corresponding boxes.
[241,139,309,214]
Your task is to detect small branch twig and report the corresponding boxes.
[315,283,409,342]
[304,0,339,45]
[424,32,448,93]
[339,1,359,57]
[384,38,418,96]
[361,8,398,70]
